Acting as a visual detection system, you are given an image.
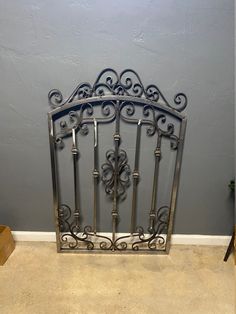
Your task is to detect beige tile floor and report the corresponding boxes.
[0,242,235,314]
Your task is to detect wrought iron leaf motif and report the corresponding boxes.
[101,149,131,197]
[48,68,187,112]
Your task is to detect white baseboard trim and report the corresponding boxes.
[171,234,230,246]
[13,231,56,242]
[12,231,231,246]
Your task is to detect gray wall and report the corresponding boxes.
[0,0,234,234]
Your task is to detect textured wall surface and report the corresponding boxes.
[0,0,234,234]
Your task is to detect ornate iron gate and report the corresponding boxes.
[48,68,187,254]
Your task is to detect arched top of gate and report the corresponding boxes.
[48,68,188,121]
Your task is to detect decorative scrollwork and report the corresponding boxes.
[143,104,156,136]
[101,149,131,197]
[82,226,114,250]
[76,83,93,99]
[100,100,116,122]
[170,134,179,150]
[120,101,136,124]
[48,89,64,108]
[58,204,71,232]
[55,111,79,147]
[55,104,94,146]
[113,233,140,251]
[156,114,174,136]
[132,206,169,251]
[173,93,187,112]
[48,68,187,113]
[49,68,187,254]
[58,202,170,251]
[55,101,118,148]
[145,85,160,102]
[120,102,178,145]
[58,204,94,250]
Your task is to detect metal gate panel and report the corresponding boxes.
[48,68,187,253]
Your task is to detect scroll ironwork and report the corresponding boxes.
[48,68,187,254]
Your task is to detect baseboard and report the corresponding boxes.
[12,231,56,242]
[171,234,230,246]
[12,231,231,246]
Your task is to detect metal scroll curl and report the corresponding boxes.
[48,68,188,113]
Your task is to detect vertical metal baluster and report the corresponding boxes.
[130,119,142,234]
[148,131,162,233]
[165,118,187,253]
[48,114,61,252]
[93,119,99,234]
[71,127,80,231]
[112,101,121,247]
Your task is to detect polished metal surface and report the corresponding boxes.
[48,68,187,253]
